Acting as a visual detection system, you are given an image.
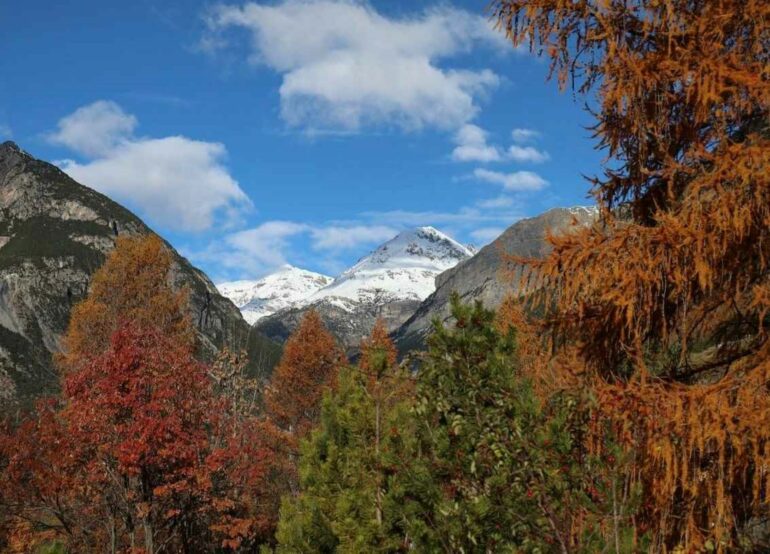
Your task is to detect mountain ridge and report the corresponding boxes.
[393,206,599,352]
[253,226,473,350]
[0,141,280,402]
[218,264,333,324]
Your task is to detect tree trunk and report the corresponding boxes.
[143,517,154,554]
[375,388,383,526]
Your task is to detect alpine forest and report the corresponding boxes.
[1,1,769,553]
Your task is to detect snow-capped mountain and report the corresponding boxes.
[395,207,599,352]
[307,226,474,310]
[218,265,333,324]
[255,227,474,350]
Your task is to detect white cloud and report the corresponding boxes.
[508,144,549,163]
[311,224,396,251]
[511,128,539,144]
[195,220,400,278]
[476,195,513,209]
[47,100,137,157]
[51,101,251,232]
[204,0,504,132]
[452,124,548,164]
[451,124,502,162]
[220,221,308,273]
[0,124,12,139]
[469,226,504,244]
[473,168,548,191]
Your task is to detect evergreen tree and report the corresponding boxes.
[403,295,609,553]
[275,325,416,553]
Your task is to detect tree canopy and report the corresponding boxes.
[493,0,770,549]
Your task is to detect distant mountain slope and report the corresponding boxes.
[0,141,280,402]
[218,265,333,324]
[255,227,473,351]
[393,207,598,353]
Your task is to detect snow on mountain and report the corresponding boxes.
[305,226,474,310]
[218,265,333,324]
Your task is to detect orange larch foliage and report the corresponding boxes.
[59,234,193,373]
[358,318,413,402]
[359,319,397,384]
[264,309,344,438]
[493,0,770,550]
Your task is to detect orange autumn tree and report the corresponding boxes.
[59,234,192,372]
[492,0,770,550]
[0,234,285,552]
[264,309,344,438]
[359,319,397,388]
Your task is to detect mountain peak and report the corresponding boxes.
[412,225,440,235]
[349,225,473,273]
[218,266,333,324]
[305,226,472,309]
[397,225,446,241]
[0,141,31,176]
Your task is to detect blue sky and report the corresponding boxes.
[1,0,603,282]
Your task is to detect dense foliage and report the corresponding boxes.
[0,237,291,552]
[1,2,766,551]
[403,297,646,552]
[492,0,770,550]
[264,310,344,439]
[275,321,415,552]
[277,300,637,553]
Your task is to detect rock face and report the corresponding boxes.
[255,227,473,351]
[218,265,333,324]
[393,207,598,353]
[0,141,280,402]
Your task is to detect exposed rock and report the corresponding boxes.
[255,227,473,352]
[0,141,280,404]
[394,207,598,353]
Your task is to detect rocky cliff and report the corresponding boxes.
[393,207,598,352]
[0,141,279,403]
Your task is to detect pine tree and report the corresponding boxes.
[264,310,344,438]
[404,295,615,552]
[275,360,415,552]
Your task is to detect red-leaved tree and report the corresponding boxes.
[1,235,290,552]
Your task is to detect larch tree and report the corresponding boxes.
[492,0,770,550]
[264,310,344,438]
[59,234,193,373]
